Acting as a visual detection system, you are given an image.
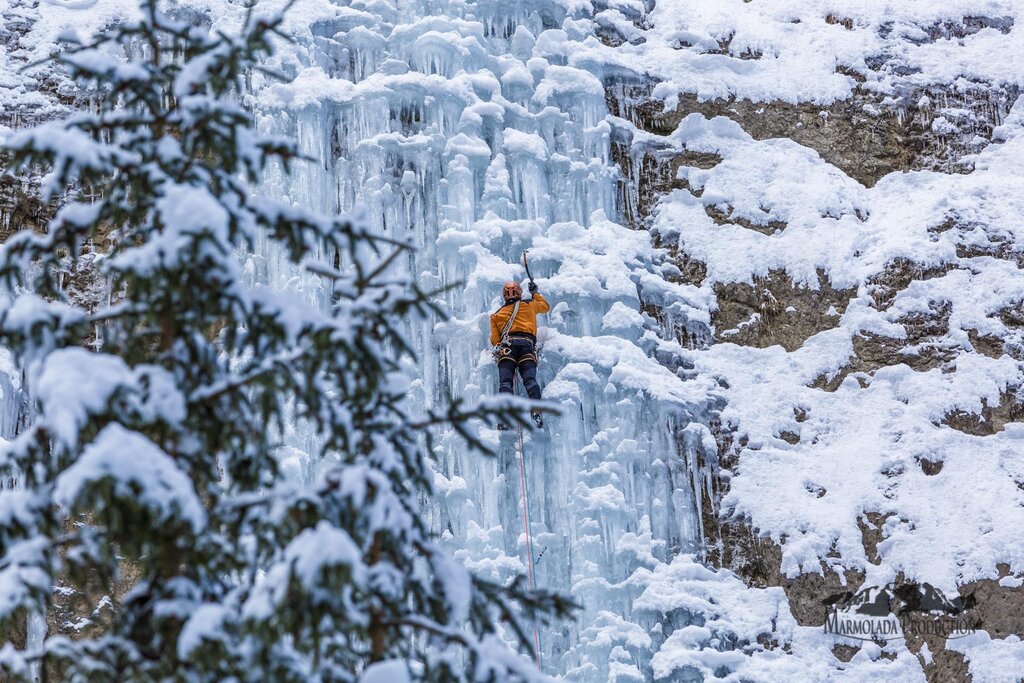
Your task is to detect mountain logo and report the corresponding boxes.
[824,581,975,642]
[892,582,965,615]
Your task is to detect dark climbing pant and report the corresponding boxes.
[498,337,541,399]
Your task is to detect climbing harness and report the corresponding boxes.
[513,374,542,667]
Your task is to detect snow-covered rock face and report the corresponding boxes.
[611,0,1023,107]
[607,2,1024,681]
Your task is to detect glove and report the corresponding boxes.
[528,281,538,294]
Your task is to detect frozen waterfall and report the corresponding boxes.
[250,0,717,678]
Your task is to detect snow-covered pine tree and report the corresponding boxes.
[0,1,572,680]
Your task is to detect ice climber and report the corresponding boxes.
[490,280,549,429]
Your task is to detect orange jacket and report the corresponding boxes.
[490,293,550,345]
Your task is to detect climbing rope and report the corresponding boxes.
[513,375,542,668]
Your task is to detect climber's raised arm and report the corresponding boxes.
[528,281,549,314]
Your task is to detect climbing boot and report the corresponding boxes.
[531,411,544,429]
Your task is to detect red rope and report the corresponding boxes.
[513,375,541,667]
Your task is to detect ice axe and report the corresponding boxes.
[522,250,535,288]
